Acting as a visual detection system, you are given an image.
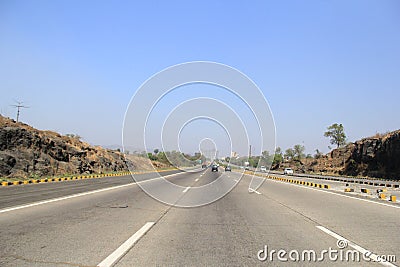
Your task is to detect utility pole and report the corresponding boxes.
[11,101,29,122]
[249,145,252,158]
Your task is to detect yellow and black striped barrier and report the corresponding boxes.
[262,174,331,191]
[361,188,370,193]
[239,171,397,203]
[0,169,178,187]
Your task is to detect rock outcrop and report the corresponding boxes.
[302,130,400,179]
[0,115,130,178]
[345,130,400,179]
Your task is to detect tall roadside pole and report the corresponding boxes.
[11,101,29,122]
[249,145,252,158]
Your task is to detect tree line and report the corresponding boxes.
[227,123,347,168]
[131,123,347,168]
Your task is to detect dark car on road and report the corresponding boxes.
[211,164,218,172]
[225,166,231,171]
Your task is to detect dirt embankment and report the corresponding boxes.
[124,154,171,171]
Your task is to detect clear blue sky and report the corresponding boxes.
[1,0,399,156]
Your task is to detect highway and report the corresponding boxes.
[0,168,399,266]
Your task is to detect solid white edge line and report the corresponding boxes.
[0,183,134,214]
[97,222,155,267]
[262,175,400,209]
[0,171,187,214]
[183,186,190,193]
[316,226,396,267]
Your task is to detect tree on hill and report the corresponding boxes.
[324,123,347,148]
[293,144,305,160]
[273,147,283,165]
[314,149,323,159]
[284,148,295,161]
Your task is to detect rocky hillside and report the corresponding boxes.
[303,130,400,179]
[0,115,130,178]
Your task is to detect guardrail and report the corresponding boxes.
[266,170,400,188]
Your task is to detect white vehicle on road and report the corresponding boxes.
[283,168,294,175]
[260,166,267,172]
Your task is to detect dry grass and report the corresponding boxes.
[124,155,170,171]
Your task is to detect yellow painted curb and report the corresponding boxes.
[0,170,167,187]
[379,193,386,199]
[390,195,396,202]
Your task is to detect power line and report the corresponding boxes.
[11,101,29,122]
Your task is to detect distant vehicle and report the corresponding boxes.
[225,166,231,172]
[244,166,250,170]
[211,164,218,172]
[260,166,267,172]
[202,164,207,168]
[284,168,294,175]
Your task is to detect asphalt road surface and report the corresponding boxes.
[0,168,399,266]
